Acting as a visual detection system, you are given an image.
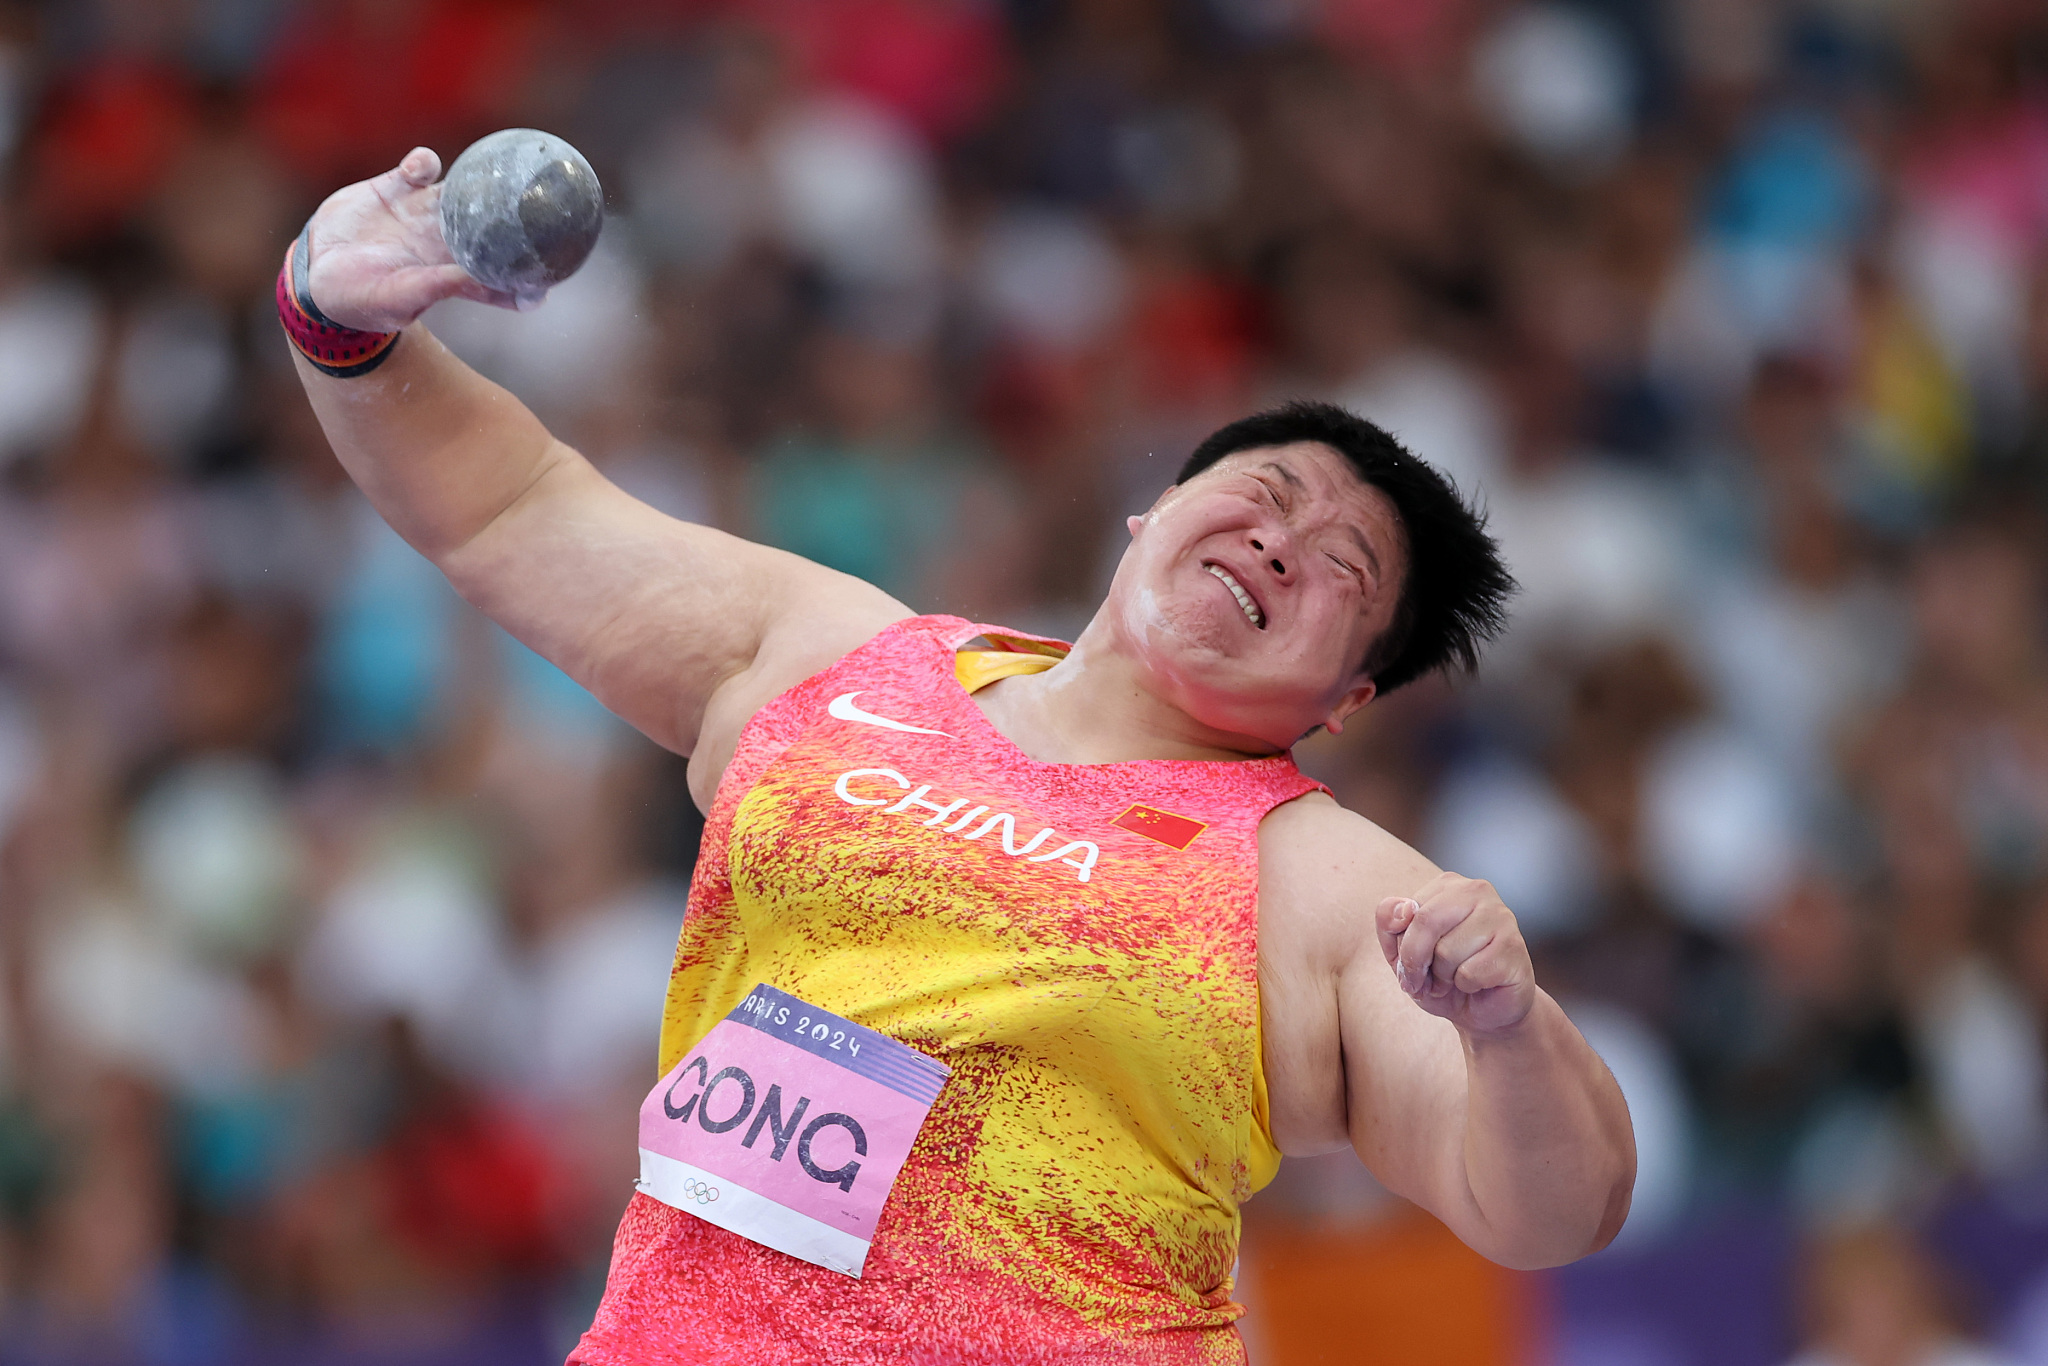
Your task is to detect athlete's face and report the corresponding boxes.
[1104,441,1406,750]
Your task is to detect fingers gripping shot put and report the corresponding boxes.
[283,140,1636,1364]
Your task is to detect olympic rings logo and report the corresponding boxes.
[680,1178,720,1205]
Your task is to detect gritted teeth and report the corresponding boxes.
[1205,564,1265,628]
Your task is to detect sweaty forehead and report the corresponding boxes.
[1207,442,1403,538]
[1209,440,1351,488]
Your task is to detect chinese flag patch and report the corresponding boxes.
[1113,803,1208,851]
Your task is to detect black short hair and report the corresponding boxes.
[1176,400,1514,694]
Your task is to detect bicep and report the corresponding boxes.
[1337,950,1471,1213]
[439,442,910,756]
[1262,798,1475,1214]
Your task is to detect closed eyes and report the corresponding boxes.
[1253,477,1366,584]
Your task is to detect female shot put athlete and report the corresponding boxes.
[282,148,1634,1365]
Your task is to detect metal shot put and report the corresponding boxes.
[439,129,604,299]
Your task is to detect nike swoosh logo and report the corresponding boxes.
[827,691,953,738]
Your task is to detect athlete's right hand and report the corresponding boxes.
[299,147,526,333]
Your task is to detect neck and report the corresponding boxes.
[972,615,1285,765]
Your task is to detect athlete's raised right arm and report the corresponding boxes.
[289,149,909,791]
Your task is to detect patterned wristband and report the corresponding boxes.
[276,225,400,378]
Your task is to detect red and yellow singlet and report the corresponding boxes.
[572,617,1323,1364]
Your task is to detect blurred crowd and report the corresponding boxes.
[0,0,2046,1362]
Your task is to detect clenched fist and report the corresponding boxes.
[300,147,528,333]
[1377,873,1536,1035]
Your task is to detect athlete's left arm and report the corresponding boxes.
[1258,794,1635,1270]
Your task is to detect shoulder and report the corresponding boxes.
[687,574,917,808]
[1259,791,1441,933]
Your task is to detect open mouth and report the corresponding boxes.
[1205,563,1266,629]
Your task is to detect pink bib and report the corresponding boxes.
[636,983,949,1277]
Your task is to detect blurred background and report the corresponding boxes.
[0,0,2043,1362]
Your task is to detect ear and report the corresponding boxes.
[1319,678,1378,736]
[1126,514,1144,537]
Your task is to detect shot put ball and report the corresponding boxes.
[439,128,604,297]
